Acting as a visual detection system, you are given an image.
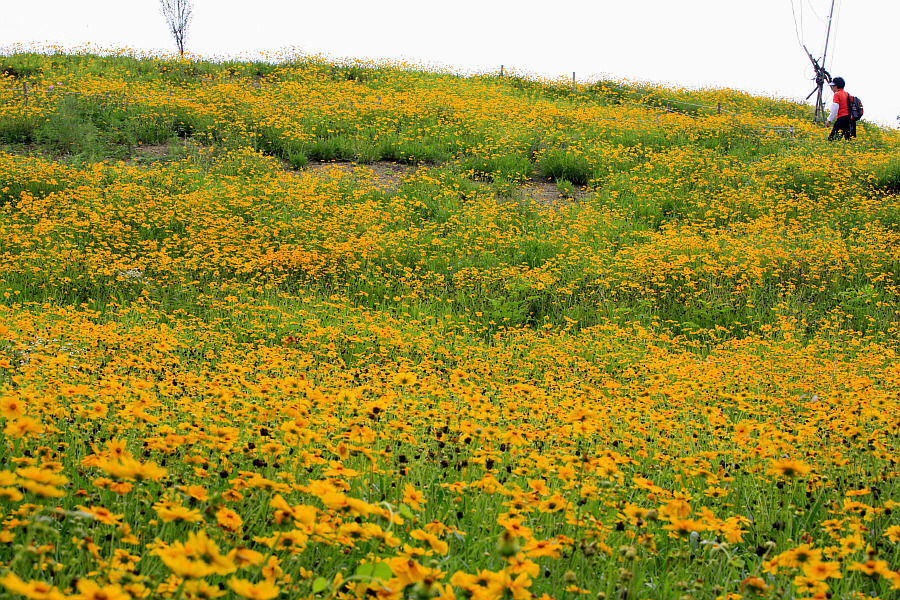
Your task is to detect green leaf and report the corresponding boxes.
[312,577,329,593]
[356,561,394,581]
[399,504,414,519]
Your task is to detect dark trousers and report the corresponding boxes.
[829,115,852,140]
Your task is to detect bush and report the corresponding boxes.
[305,138,357,162]
[537,148,593,185]
[872,159,900,193]
[461,154,533,182]
[37,111,101,156]
[0,115,39,144]
[287,151,309,169]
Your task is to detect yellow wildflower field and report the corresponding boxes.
[0,50,899,600]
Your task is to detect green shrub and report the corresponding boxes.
[305,138,357,162]
[0,114,39,144]
[0,53,45,80]
[537,148,593,185]
[287,151,309,169]
[556,179,575,198]
[395,140,448,165]
[37,111,101,156]
[461,154,533,182]
[872,159,900,193]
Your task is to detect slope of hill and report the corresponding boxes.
[1,51,900,600]
[3,51,899,337]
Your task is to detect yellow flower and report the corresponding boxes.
[522,539,563,559]
[74,579,131,600]
[229,547,266,568]
[153,502,204,523]
[410,529,449,554]
[216,506,244,532]
[3,417,42,438]
[387,557,441,587]
[402,484,426,511]
[847,559,892,577]
[498,571,532,600]
[75,505,124,526]
[739,576,770,597]
[802,560,842,581]
[0,396,27,419]
[767,458,812,478]
[182,484,209,502]
[96,457,167,481]
[0,572,65,600]
[663,518,707,537]
[183,530,236,576]
[184,580,227,599]
[18,480,66,498]
[791,574,828,595]
[777,544,823,568]
[227,578,280,600]
[392,371,418,386]
[537,492,568,513]
[506,553,540,577]
[885,525,900,543]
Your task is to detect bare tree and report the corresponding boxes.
[160,0,194,57]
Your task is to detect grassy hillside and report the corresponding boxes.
[1,50,899,600]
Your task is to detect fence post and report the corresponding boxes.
[790,126,794,138]
[22,82,27,109]
[717,102,721,115]
[572,72,576,89]
[500,65,504,77]
[667,102,672,113]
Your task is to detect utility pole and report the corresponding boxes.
[804,0,837,124]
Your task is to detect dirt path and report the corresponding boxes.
[302,160,588,208]
[127,142,590,207]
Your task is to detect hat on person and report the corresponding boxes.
[830,77,845,89]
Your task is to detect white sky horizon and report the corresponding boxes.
[2,0,898,129]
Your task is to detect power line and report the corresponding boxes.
[790,0,806,51]
[805,0,828,24]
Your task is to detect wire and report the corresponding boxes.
[790,0,806,51]
[805,0,828,23]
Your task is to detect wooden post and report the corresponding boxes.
[717,102,721,115]
[500,65,504,77]
[790,126,794,138]
[667,102,672,113]
[22,82,27,109]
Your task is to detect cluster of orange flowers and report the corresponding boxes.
[1,50,899,600]
[1,299,899,599]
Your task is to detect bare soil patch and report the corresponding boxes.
[132,144,171,160]
[298,160,589,209]
[518,175,589,209]
[301,160,420,192]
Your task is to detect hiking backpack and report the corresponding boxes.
[848,95,864,121]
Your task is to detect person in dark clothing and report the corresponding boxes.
[826,77,853,140]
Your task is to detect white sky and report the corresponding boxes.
[2,0,898,129]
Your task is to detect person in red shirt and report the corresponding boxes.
[826,77,854,140]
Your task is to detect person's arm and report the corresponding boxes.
[826,101,839,123]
